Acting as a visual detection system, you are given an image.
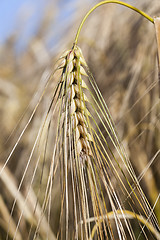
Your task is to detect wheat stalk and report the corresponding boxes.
[31,43,158,239]
[0,1,160,239]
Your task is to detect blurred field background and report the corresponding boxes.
[0,0,160,239]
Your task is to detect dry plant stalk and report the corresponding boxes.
[154,16,160,96]
[154,17,160,66]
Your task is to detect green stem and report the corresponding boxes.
[74,0,154,45]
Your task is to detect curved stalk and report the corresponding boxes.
[89,210,160,239]
[74,0,154,45]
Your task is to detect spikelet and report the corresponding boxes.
[59,46,92,158]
